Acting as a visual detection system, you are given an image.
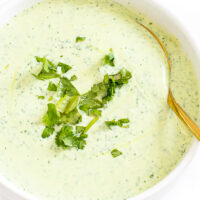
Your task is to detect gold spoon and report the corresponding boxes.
[137,22,200,141]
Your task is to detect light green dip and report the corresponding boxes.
[0,0,199,200]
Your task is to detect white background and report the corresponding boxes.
[0,0,200,200]
[154,1,200,200]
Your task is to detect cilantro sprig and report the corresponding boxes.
[48,82,57,91]
[33,57,60,80]
[79,68,132,115]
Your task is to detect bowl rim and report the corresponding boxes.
[0,0,199,200]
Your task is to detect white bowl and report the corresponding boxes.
[0,0,199,200]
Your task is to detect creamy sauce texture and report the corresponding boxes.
[0,0,199,200]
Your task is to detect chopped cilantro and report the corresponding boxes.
[55,125,87,150]
[70,75,78,81]
[64,96,80,114]
[84,116,99,134]
[43,103,60,127]
[56,95,80,114]
[55,125,74,149]
[42,127,55,138]
[89,109,102,117]
[105,119,130,129]
[111,149,122,158]
[57,62,72,73]
[102,49,115,67]
[112,68,132,88]
[56,94,71,113]
[76,36,86,43]
[57,77,80,97]
[79,68,132,115]
[33,57,60,80]
[33,56,133,152]
[76,126,86,134]
[79,98,103,115]
[60,108,82,125]
[102,74,115,103]
[48,82,57,91]
[74,133,88,150]
[48,96,53,101]
[38,96,45,99]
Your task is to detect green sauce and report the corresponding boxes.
[0,0,199,200]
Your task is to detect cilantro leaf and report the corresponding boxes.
[79,98,102,115]
[48,82,57,91]
[75,126,87,149]
[43,103,60,127]
[57,62,72,73]
[57,77,80,97]
[60,108,82,125]
[55,125,74,149]
[33,73,60,80]
[55,125,87,150]
[48,96,53,101]
[89,109,102,117]
[73,133,87,149]
[64,96,80,114]
[70,75,78,81]
[111,149,122,158]
[38,96,45,99]
[76,36,86,43]
[102,49,115,67]
[56,95,80,114]
[112,68,132,88]
[56,94,71,113]
[76,126,86,135]
[105,119,130,129]
[102,74,116,104]
[33,57,60,80]
[42,127,55,138]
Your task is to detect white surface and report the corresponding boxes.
[0,0,200,200]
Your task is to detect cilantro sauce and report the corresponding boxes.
[0,0,199,200]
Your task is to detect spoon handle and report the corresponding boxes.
[138,21,200,141]
[168,89,200,141]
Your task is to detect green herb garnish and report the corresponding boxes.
[55,125,87,150]
[89,109,102,117]
[79,68,132,115]
[102,49,115,67]
[70,75,78,81]
[57,77,80,97]
[38,96,45,99]
[48,96,53,101]
[33,57,60,80]
[33,56,132,152]
[60,108,82,125]
[111,149,122,158]
[43,103,60,127]
[84,116,99,134]
[57,62,72,73]
[76,36,86,43]
[48,82,57,91]
[42,127,55,138]
[105,119,130,129]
